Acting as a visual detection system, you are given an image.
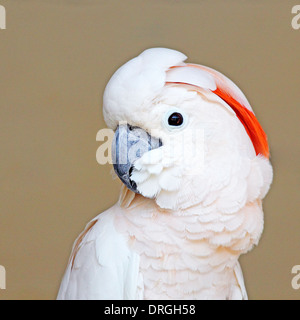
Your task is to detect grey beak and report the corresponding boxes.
[112,124,162,192]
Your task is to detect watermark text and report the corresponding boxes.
[0,5,6,30]
[292,5,300,30]
[291,265,300,290]
[96,123,205,171]
[0,265,6,290]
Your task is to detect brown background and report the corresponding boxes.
[0,0,299,300]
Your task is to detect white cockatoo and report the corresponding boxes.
[57,48,273,300]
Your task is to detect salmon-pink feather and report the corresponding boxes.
[213,86,269,158]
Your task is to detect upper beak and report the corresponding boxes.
[112,124,162,193]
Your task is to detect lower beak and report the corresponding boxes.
[112,124,162,192]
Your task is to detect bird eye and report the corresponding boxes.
[168,112,184,126]
[163,109,187,130]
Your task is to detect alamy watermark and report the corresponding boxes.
[0,265,6,290]
[96,122,205,171]
[292,5,300,30]
[0,4,6,30]
[291,265,300,290]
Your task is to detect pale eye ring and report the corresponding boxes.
[163,108,188,131]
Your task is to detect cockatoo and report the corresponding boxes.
[57,48,273,300]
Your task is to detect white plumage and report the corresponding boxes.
[57,48,273,300]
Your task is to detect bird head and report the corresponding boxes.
[103,48,272,211]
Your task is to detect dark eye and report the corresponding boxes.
[163,109,188,131]
[168,112,184,126]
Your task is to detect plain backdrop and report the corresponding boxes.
[0,0,299,300]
